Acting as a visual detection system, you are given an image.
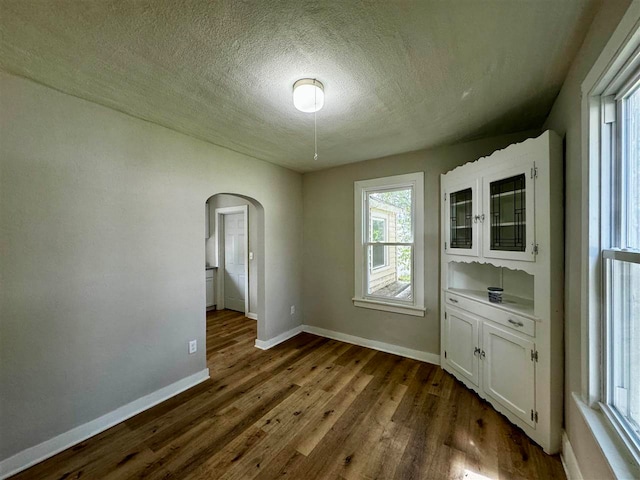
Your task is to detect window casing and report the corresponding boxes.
[353,172,425,317]
[581,7,640,477]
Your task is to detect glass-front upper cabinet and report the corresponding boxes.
[444,179,480,257]
[482,162,536,262]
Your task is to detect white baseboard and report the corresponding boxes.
[246,312,258,320]
[561,431,584,480]
[254,323,440,366]
[254,325,303,350]
[0,368,210,479]
[4,324,440,477]
[302,325,440,366]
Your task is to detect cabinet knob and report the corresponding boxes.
[474,347,480,356]
[508,318,524,327]
[449,297,458,303]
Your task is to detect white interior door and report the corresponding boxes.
[223,213,246,312]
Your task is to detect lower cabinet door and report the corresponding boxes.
[444,306,480,387]
[482,321,535,427]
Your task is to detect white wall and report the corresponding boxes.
[542,1,632,478]
[0,71,303,461]
[302,130,539,356]
[206,194,259,316]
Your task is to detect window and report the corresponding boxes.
[601,71,640,462]
[582,7,640,477]
[353,172,425,316]
[371,217,387,268]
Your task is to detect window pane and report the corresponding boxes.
[368,188,412,243]
[372,218,386,242]
[372,244,385,268]
[608,257,640,440]
[624,87,640,250]
[371,217,387,268]
[367,245,412,301]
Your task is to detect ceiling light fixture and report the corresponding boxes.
[292,78,324,113]
[293,78,324,161]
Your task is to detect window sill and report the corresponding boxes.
[352,298,426,317]
[371,265,389,271]
[572,392,640,480]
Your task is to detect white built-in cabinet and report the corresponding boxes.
[441,131,563,454]
[206,268,216,309]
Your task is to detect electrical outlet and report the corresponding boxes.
[290,305,295,315]
[188,340,197,354]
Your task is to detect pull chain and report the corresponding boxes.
[314,81,318,161]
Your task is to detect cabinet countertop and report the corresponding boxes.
[446,288,537,320]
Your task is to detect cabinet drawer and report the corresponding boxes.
[445,292,475,311]
[445,292,535,337]
[485,308,535,337]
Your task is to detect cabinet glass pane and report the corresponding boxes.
[450,188,473,248]
[490,174,526,251]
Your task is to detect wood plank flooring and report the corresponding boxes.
[11,309,566,479]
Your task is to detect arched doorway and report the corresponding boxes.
[204,193,265,361]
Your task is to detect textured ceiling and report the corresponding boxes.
[1,0,599,172]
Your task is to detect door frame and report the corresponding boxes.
[215,205,249,315]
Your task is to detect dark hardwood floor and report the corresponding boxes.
[12,309,566,479]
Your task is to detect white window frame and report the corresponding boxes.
[581,4,640,477]
[353,172,425,317]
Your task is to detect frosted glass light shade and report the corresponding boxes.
[293,79,324,112]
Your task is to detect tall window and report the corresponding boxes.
[354,172,424,317]
[600,70,640,462]
[371,217,387,268]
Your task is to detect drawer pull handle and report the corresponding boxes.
[449,298,458,303]
[508,319,524,327]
